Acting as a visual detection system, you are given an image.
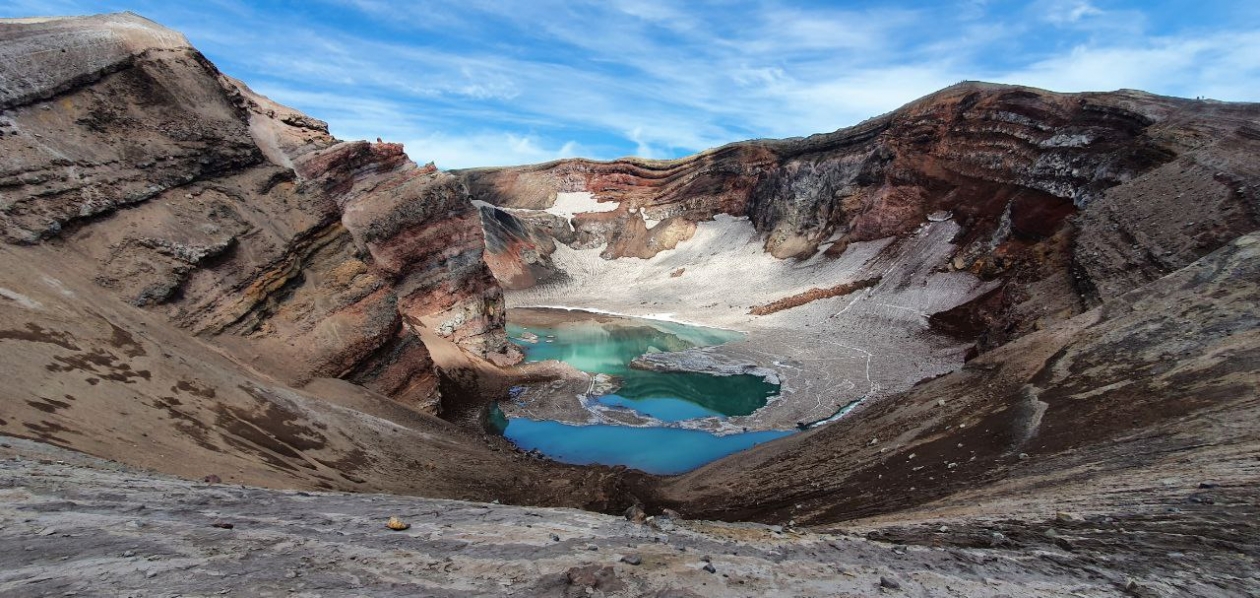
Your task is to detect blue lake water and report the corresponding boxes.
[502,417,791,475]
[499,309,792,475]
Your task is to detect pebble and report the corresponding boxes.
[624,505,647,524]
[880,575,902,589]
[702,563,716,574]
[386,517,410,531]
[620,555,642,566]
[122,550,136,558]
[549,533,560,542]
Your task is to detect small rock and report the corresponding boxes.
[284,570,297,579]
[1,443,11,448]
[211,522,234,530]
[1187,493,1214,505]
[203,474,222,484]
[880,575,902,589]
[37,527,57,536]
[585,544,599,551]
[1018,453,1029,460]
[620,555,642,566]
[145,571,158,579]
[549,533,560,542]
[624,505,647,524]
[386,517,410,531]
[769,525,784,533]
[702,563,716,574]
[1198,481,1219,489]
[122,550,136,558]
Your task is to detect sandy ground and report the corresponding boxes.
[7,435,1254,597]
[504,214,993,432]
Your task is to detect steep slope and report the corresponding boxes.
[656,232,1260,524]
[0,13,628,509]
[462,83,1260,346]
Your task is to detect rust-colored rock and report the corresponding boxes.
[462,83,1260,347]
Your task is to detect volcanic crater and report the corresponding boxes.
[1,12,1258,597]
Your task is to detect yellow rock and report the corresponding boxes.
[386,516,410,531]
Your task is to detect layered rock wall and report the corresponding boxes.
[0,13,517,413]
[460,84,1260,348]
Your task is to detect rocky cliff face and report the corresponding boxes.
[460,84,1260,348]
[0,13,518,413]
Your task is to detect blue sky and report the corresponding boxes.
[4,1,1259,168]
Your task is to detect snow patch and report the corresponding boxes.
[546,192,619,220]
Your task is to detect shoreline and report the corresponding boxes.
[512,304,748,333]
[502,306,795,435]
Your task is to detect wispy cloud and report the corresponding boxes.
[1037,0,1104,25]
[2,1,1258,167]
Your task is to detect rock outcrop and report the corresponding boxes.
[461,84,1260,348]
[0,13,518,416]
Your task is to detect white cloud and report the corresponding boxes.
[2,1,1258,169]
[997,33,1260,99]
[403,132,583,169]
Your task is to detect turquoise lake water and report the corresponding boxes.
[500,310,791,475]
[506,316,778,418]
